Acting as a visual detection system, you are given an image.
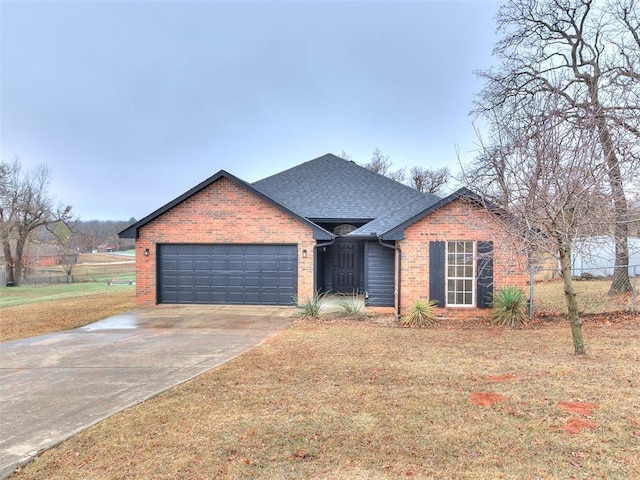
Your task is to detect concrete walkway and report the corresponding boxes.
[0,305,293,479]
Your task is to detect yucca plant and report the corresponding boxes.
[338,293,366,315]
[401,299,439,327]
[294,291,328,318]
[491,286,528,329]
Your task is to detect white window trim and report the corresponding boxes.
[445,240,476,308]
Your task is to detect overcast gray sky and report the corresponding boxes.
[1,0,501,221]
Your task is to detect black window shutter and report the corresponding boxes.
[477,241,494,308]
[429,241,446,307]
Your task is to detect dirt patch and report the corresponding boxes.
[563,418,596,434]
[558,402,599,416]
[470,392,507,407]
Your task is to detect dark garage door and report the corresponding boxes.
[158,244,298,305]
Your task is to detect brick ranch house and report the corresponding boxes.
[119,154,527,318]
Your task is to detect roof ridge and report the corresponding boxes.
[253,153,343,185]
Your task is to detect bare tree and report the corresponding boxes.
[475,0,640,294]
[0,158,73,285]
[48,220,77,278]
[361,148,406,182]
[409,166,450,194]
[464,94,616,354]
[339,151,353,161]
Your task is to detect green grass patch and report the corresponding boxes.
[0,282,134,308]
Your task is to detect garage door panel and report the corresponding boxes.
[162,275,178,286]
[261,277,277,287]
[277,292,292,304]
[261,245,279,254]
[194,245,211,254]
[179,259,194,269]
[194,261,210,271]
[211,260,226,270]
[195,290,212,302]
[262,260,277,271]
[194,276,210,287]
[227,289,245,303]
[162,244,178,255]
[210,291,228,303]
[245,260,261,271]
[228,259,244,270]
[161,290,177,302]
[176,290,195,302]
[158,244,297,305]
[244,290,261,303]
[245,245,262,254]
[279,274,296,285]
[162,259,178,270]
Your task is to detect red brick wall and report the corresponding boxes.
[398,197,528,320]
[135,177,316,306]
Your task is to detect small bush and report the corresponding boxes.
[491,286,528,328]
[338,293,366,315]
[401,299,439,327]
[294,291,328,318]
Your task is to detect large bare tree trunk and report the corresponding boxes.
[594,100,632,295]
[557,237,586,355]
[3,241,14,284]
[14,235,25,286]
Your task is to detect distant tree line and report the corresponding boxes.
[40,218,137,253]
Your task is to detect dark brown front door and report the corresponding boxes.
[333,241,359,293]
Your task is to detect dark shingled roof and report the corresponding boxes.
[253,154,440,235]
[119,154,450,241]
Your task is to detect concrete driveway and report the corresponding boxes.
[0,305,293,479]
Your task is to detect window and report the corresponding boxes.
[446,240,475,306]
[334,224,357,236]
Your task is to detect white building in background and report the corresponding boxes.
[572,236,640,277]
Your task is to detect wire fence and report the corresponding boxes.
[530,265,638,318]
[20,265,135,286]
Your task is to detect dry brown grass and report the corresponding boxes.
[11,315,640,479]
[0,287,135,342]
[534,279,636,315]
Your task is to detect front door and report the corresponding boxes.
[333,240,360,293]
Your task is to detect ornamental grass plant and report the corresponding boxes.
[401,298,439,327]
[491,286,528,328]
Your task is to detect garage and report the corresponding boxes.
[158,244,298,305]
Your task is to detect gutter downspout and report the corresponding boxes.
[378,236,402,317]
[313,238,336,293]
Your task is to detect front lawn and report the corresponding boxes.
[0,283,135,342]
[12,317,640,479]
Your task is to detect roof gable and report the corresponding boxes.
[118,170,332,240]
[380,187,508,240]
[253,154,440,222]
